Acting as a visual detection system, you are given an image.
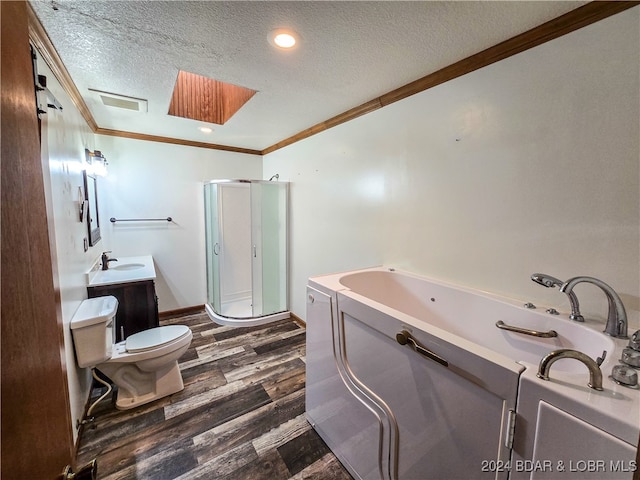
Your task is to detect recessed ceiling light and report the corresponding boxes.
[268,29,299,50]
[199,126,213,133]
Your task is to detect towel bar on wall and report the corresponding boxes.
[110,217,172,223]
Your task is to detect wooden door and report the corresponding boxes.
[1,1,75,478]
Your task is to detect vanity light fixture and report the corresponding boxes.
[85,149,108,177]
[199,126,213,133]
[268,28,299,49]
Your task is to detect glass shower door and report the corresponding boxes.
[204,183,221,314]
[251,181,288,317]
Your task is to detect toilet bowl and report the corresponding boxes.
[70,296,193,410]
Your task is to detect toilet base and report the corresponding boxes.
[98,360,185,410]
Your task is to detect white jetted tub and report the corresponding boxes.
[306,267,639,480]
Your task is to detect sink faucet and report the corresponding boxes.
[560,276,628,338]
[101,251,118,271]
[531,273,584,322]
[537,349,604,391]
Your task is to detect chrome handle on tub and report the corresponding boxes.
[495,320,558,338]
[396,330,449,367]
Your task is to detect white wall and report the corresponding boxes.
[37,56,99,443]
[94,135,262,311]
[264,8,640,326]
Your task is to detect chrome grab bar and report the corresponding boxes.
[396,330,449,367]
[110,217,172,223]
[495,320,558,338]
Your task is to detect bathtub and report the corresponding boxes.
[306,267,639,480]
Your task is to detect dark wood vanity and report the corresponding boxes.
[88,280,159,342]
[86,255,160,342]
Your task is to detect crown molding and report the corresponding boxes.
[95,127,262,156]
[261,1,640,155]
[27,1,639,158]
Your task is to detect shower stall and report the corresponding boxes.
[204,179,289,326]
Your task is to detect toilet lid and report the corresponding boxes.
[125,325,190,353]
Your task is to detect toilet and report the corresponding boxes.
[70,295,192,410]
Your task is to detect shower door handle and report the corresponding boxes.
[213,243,220,255]
[253,245,257,258]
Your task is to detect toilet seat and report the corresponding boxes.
[126,325,190,353]
[106,325,192,364]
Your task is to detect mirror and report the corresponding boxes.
[83,170,101,246]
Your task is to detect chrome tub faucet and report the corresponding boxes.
[560,276,628,339]
[531,273,584,322]
[537,349,604,391]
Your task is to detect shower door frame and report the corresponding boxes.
[204,179,289,326]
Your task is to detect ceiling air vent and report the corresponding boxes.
[88,89,148,112]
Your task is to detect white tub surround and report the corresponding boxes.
[306,267,639,480]
[87,255,156,287]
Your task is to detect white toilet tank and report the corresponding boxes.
[70,296,118,368]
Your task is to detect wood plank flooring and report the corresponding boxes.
[76,311,353,480]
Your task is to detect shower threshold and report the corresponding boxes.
[205,303,290,327]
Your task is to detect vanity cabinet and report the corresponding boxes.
[87,280,159,341]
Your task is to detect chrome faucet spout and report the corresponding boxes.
[537,349,604,391]
[560,276,627,339]
[531,273,583,322]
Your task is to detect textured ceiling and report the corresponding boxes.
[30,1,587,151]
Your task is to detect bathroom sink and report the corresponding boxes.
[87,255,156,287]
[111,263,145,271]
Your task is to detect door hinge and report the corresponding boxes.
[31,45,63,118]
[62,458,97,479]
[505,409,517,449]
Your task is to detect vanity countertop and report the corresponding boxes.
[87,255,156,287]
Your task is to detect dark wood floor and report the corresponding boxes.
[76,311,353,480]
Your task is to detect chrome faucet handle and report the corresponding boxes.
[611,364,638,387]
[628,330,640,351]
[621,347,640,368]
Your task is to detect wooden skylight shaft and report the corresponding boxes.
[168,70,256,125]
